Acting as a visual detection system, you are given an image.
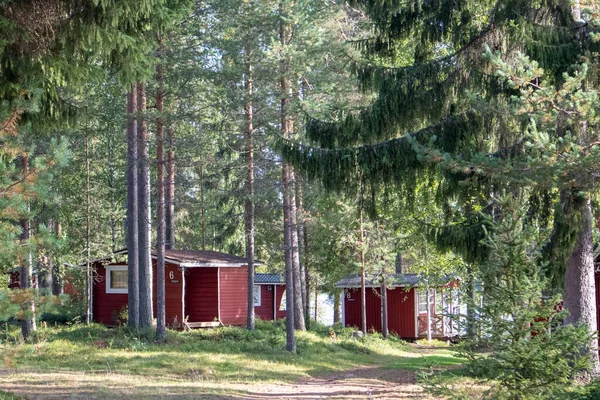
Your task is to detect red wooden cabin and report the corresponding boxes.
[337,273,461,339]
[253,273,286,321]
[93,249,252,328]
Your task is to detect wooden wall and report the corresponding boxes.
[219,266,248,326]
[184,267,218,323]
[343,286,416,339]
[254,284,286,321]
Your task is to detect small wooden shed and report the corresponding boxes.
[93,249,252,328]
[336,273,461,339]
[253,273,286,321]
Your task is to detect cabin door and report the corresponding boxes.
[417,289,444,337]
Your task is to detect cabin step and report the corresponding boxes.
[184,321,223,329]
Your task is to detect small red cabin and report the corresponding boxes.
[253,273,286,321]
[337,273,461,339]
[93,249,252,328]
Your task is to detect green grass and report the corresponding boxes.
[0,320,465,398]
[0,391,22,400]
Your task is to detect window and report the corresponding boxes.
[418,289,435,314]
[253,285,261,307]
[106,266,128,294]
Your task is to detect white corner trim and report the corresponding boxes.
[105,265,128,294]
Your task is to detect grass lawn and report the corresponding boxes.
[0,320,466,399]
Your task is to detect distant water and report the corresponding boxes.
[308,293,334,326]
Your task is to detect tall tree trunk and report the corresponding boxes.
[200,167,206,250]
[359,204,367,336]
[333,289,341,324]
[137,82,153,329]
[289,167,305,331]
[156,58,167,342]
[381,274,388,339]
[20,155,34,340]
[85,134,92,325]
[127,84,140,328]
[280,1,297,351]
[245,59,256,331]
[466,273,476,339]
[564,195,599,372]
[296,178,308,329]
[165,123,175,250]
[42,220,55,290]
[283,164,296,352]
[559,0,599,373]
[52,222,63,296]
[304,221,311,329]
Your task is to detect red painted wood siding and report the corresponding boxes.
[254,284,286,320]
[93,264,128,325]
[152,261,184,327]
[219,266,248,326]
[343,287,416,339]
[184,268,219,322]
[388,287,416,338]
[255,285,274,320]
[93,261,183,327]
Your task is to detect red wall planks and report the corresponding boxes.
[254,285,274,320]
[184,268,219,323]
[387,287,416,338]
[219,266,248,326]
[93,264,128,325]
[152,261,184,327]
[343,286,416,339]
[254,284,286,320]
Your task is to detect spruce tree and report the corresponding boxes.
[281,0,600,367]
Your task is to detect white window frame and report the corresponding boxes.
[253,285,261,307]
[106,265,128,294]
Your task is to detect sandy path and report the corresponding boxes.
[0,366,431,400]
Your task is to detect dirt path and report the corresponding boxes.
[241,365,427,399]
[0,366,431,400]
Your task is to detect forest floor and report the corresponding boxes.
[0,323,472,399]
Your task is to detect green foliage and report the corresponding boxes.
[0,288,64,324]
[455,194,593,400]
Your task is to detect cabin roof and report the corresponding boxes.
[92,248,261,268]
[335,273,455,289]
[254,273,284,285]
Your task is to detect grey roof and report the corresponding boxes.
[335,273,431,288]
[254,273,285,285]
[89,248,262,267]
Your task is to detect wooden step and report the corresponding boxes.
[184,321,222,329]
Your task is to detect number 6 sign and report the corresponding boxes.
[169,271,174,280]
